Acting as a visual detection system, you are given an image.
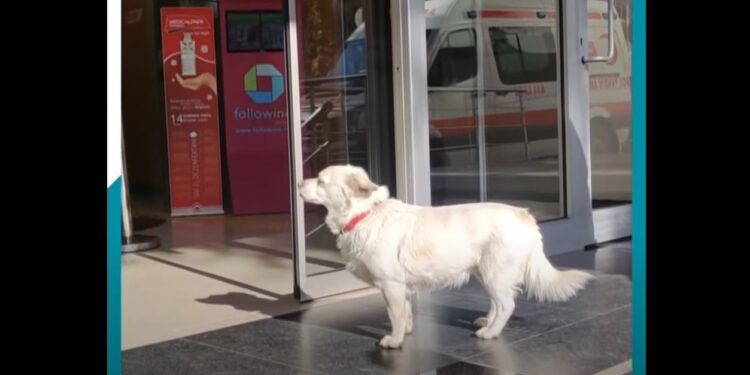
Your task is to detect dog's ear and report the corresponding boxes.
[347,171,379,198]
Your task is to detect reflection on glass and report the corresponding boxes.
[295,0,371,276]
[226,12,260,52]
[588,0,632,207]
[426,0,564,221]
[261,13,285,51]
[227,11,285,52]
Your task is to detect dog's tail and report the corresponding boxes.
[523,239,593,303]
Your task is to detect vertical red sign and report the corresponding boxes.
[160,7,223,216]
[218,0,291,215]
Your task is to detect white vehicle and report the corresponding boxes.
[426,0,630,157]
[324,0,631,160]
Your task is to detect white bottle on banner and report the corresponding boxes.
[180,32,197,77]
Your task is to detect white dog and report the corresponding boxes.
[298,165,592,349]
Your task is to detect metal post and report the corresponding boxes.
[474,5,487,202]
[121,130,160,253]
[518,91,530,161]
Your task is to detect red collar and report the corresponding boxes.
[341,204,379,234]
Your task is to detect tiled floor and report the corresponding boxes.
[123,235,632,374]
[122,214,374,349]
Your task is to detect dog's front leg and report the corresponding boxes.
[379,281,407,349]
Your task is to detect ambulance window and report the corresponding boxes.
[489,27,557,84]
[426,29,437,43]
[428,29,477,87]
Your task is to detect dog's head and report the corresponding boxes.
[298,165,387,212]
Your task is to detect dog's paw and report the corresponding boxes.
[474,327,499,340]
[379,335,403,349]
[405,318,413,334]
[473,317,488,328]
